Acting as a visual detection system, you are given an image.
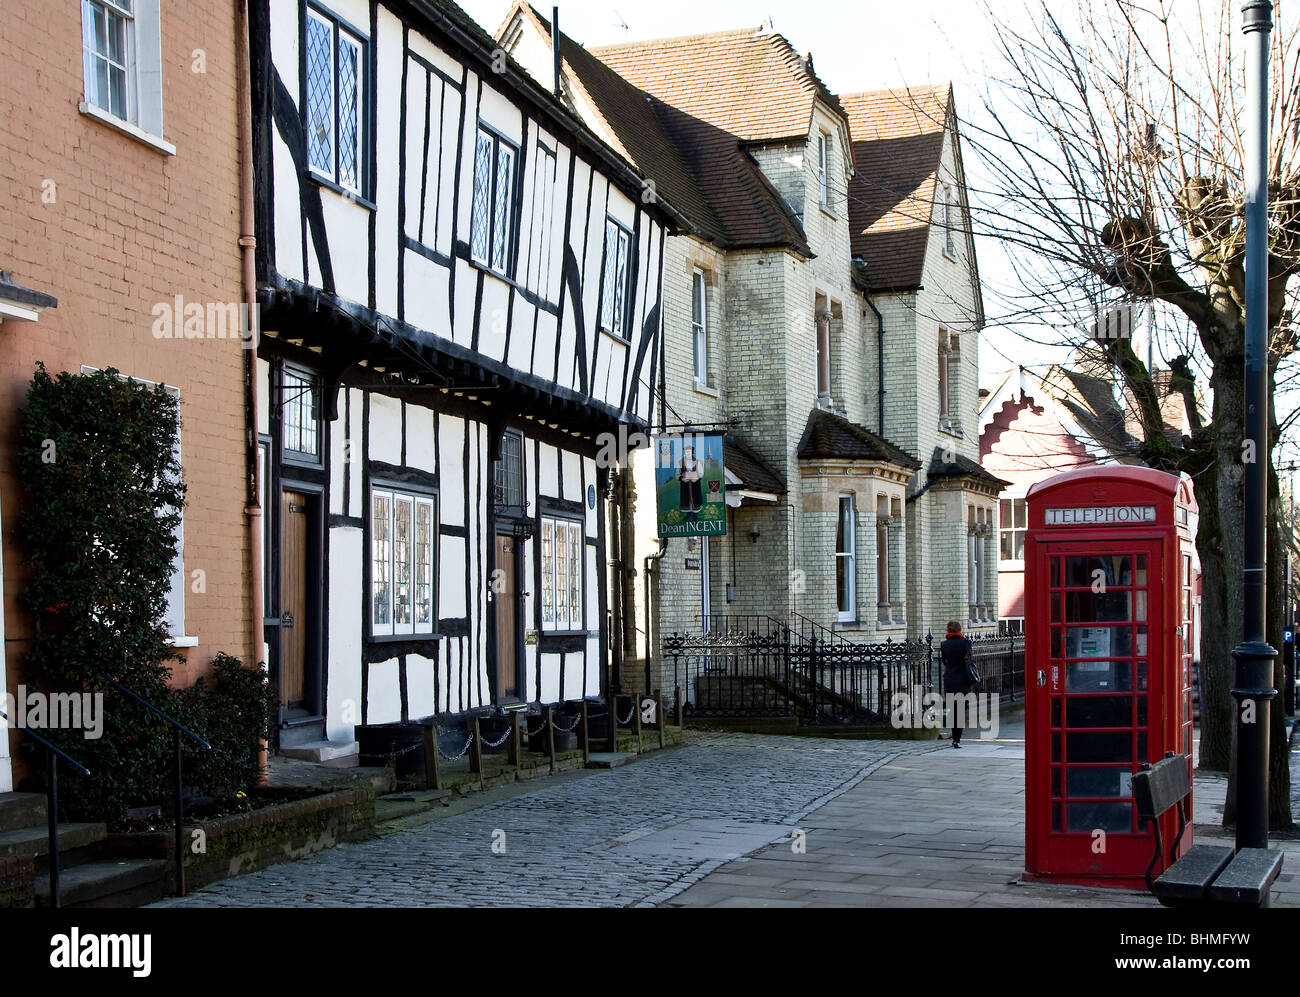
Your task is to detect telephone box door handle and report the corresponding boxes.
[1037,669,1046,687]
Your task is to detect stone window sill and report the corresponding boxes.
[79,102,176,156]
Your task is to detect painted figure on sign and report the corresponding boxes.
[678,446,704,517]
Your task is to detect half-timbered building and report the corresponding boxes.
[247,0,676,756]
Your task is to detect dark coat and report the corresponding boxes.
[941,634,975,693]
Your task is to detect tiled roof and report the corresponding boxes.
[841,85,951,292]
[590,26,847,144]
[927,447,1010,487]
[797,408,921,469]
[507,8,813,252]
[724,436,787,495]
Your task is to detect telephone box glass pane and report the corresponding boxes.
[1137,731,1148,760]
[1051,593,1061,623]
[1065,591,1132,623]
[1067,731,1131,762]
[1052,733,1061,763]
[1067,697,1131,728]
[1064,555,1129,588]
[1066,660,1130,692]
[1137,698,1148,726]
[1135,590,1147,621]
[1051,698,1061,727]
[1051,628,1063,658]
[1051,559,1060,587]
[1067,802,1131,832]
[1051,767,1061,797]
[1137,660,1148,691]
[1066,768,1131,798]
[1135,555,1147,585]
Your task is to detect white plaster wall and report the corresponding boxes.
[326,526,364,743]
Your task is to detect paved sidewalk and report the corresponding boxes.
[151,732,938,908]
[664,723,1300,908]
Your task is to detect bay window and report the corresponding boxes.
[836,495,856,622]
[371,486,436,637]
[540,515,584,632]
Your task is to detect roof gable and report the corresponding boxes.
[502,5,810,253]
[841,85,950,292]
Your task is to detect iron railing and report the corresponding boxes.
[0,708,89,909]
[664,618,1026,726]
[86,664,211,897]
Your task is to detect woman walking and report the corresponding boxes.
[940,621,975,748]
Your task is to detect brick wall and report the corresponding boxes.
[0,1,250,741]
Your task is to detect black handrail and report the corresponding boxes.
[84,664,211,897]
[0,707,89,909]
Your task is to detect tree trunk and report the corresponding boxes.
[1196,364,1245,775]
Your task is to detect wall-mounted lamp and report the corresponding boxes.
[749,526,760,544]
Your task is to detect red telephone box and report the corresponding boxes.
[1024,466,1197,888]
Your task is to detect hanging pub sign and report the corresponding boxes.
[654,432,726,537]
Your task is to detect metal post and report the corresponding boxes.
[47,751,59,910]
[1236,0,1279,852]
[174,726,185,896]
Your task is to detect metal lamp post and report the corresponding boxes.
[1235,0,1278,851]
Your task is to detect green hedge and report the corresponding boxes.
[16,365,273,825]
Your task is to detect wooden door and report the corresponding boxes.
[280,490,308,708]
[494,534,518,701]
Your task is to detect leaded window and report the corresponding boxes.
[471,127,516,274]
[306,5,366,194]
[599,219,632,340]
[371,486,436,638]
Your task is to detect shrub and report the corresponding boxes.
[16,366,272,824]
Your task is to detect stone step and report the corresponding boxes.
[0,792,47,833]
[35,858,168,908]
[280,718,326,748]
[280,740,359,765]
[0,821,105,861]
[586,752,638,769]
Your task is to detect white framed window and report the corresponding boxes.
[876,516,889,607]
[281,365,320,460]
[471,127,516,273]
[942,184,957,257]
[599,219,633,340]
[999,497,1027,563]
[370,486,436,638]
[1000,617,1024,635]
[815,298,832,404]
[817,133,829,207]
[306,4,367,194]
[692,269,708,384]
[81,365,189,643]
[82,0,136,122]
[835,495,856,622]
[80,0,167,148]
[540,515,584,632]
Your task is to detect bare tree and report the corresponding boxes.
[962,0,1300,827]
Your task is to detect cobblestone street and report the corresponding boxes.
[152,733,941,908]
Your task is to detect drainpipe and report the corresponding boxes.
[644,541,667,696]
[864,293,886,437]
[236,0,267,774]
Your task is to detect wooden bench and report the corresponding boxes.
[1131,752,1282,907]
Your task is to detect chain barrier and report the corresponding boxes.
[357,740,426,763]
[436,729,474,761]
[550,712,582,733]
[615,700,635,726]
[479,724,514,749]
